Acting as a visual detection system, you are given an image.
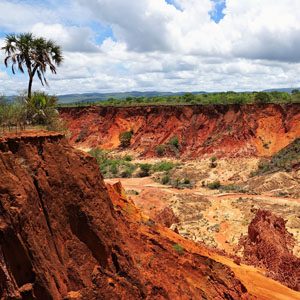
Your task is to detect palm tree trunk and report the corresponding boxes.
[28,75,33,99]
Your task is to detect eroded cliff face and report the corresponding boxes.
[0,132,252,299]
[60,104,300,157]
[240,210,300,291]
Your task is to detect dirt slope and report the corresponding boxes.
[0,132,252,299]
[60,104,300,157]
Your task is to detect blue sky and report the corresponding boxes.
[0,0,299,95]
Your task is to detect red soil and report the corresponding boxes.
[0,132,251,299]
[240,210,300,291]
[153,206,179,228]
[60,104,300,157]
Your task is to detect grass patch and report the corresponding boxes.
[89,148,179,178]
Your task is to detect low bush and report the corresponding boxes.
[0,92,64,132]
[210,156,217,168]
[138,163,152,177]
[172,243,184,255]
[161,175,170,185]
[169,136,180,149]
[155,144,166,156]
[207,181,221,190]
[89,149,180,179]
[152,161,177,172]
[254,92,271,104]
[119,130,133,148]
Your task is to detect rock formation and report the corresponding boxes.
[240,209,300,291]
[0,132,251,299]
[154,207,179,228]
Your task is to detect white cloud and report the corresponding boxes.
[0,0,300,95]
[31,23,99,52]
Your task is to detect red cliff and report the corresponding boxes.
[0,132,252,299]
[60,104,300,157]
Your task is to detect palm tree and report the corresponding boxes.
[1,33,63,98]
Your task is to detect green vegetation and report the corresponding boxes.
[254,92,271,104]
[58,90,300,108]
[153,136,181,157]
[0,32,63,133]
[172,243,185,255]
[89,148,136,178]
[159,174,193,189]
[0,97,26,131]
[155,144,166,156]
[218,184,248,193]
[139,163,152,177]
[89,148,179,178]
[0,92,64,132]
[252,138,300,176]
[210,156,217,168]
[161,175,170,185]
[207,180,221,190]
[168,136,180,149]
[119,130,133,148]
[152,161,177,172]
[2,33,63,99]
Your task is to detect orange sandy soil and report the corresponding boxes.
[0,131,300,300]
[107,180,300,300]
[106,177,300,257]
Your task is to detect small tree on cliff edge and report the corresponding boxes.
[1,33,63,99]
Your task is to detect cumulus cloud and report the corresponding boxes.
[78,0,300,62]
[31,23,99,52]
[0,0,300,95]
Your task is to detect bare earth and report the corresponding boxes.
[106,176,300,258]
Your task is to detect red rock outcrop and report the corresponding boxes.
[0,132,252,299]
[154,207,179,228]
[60,104,300,157]
[240,210,300,291]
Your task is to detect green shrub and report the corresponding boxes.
[254,92,271,104]
[210,156,217,168]
[169,136,180,149]
[152,161,177,172]
[120,168,133,178]
[161,175,170,185]
[172,243,184,255]
[26,92,59,125]
[0,92,63,132]
[155,144,166,156]
[124,155,132,161]
[139,163,152,177]
[119,130,133,148]
[110,163,118,175]
[207,181,221,190]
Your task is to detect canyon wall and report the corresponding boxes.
[0,132,252,299]
[60,104,300,158]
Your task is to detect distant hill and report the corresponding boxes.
[57,91,206,104]
[263,88,300,93]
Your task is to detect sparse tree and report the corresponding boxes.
[1,33,63,99]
